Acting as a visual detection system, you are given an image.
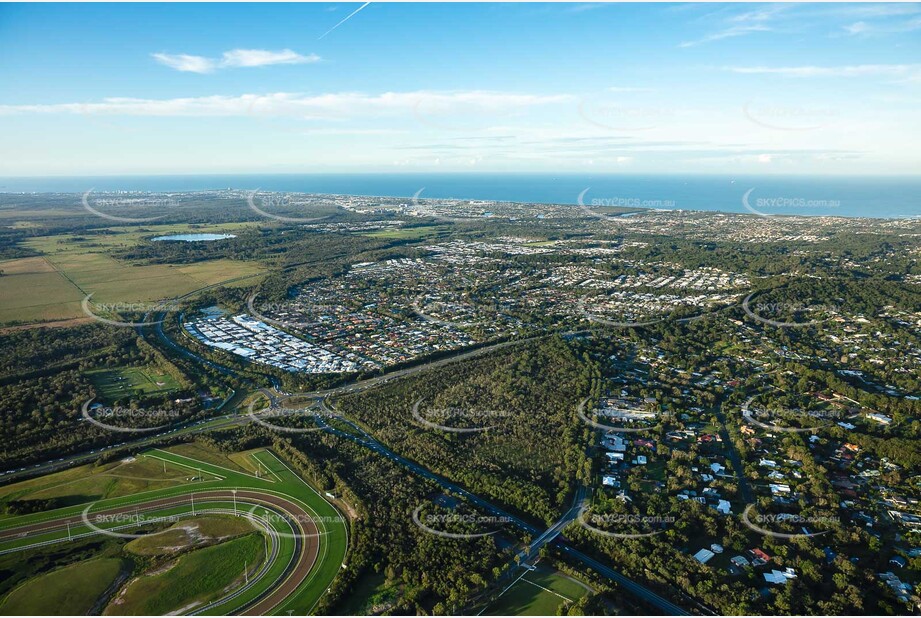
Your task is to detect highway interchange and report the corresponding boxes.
[0,278,697,616]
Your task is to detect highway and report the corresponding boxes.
[315,400,693,616]
[4,270,694,614]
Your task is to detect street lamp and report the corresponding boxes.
[232,488,238,516]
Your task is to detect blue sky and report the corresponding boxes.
[0,2,919,176]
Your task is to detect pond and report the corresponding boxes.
[151,233,237,242]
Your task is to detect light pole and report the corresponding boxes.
[232,489,237,516]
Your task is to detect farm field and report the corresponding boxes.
[87,366,181,400]
[482,566,591,616]
[21,223,257,256]
[0,557,125,615]
[0,224,266,325]
[0,256,84,323]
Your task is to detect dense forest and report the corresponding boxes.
[335,336,595,524]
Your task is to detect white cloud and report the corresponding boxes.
[151,53,217,74]
[842,16,921,36]
[725,64,921,79]
[152,49,320,73]
[680,4,782,48]
[680,24,771,48]
[844,21,870,35]
[725,5,788,24]
[220,49,320,68]
[0,90,572,118]
[606,86,654,93]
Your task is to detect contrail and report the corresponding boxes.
[319,2,371,40]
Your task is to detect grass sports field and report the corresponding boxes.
[0,443,348,616]
[87,366,181,400]
[481,565,591,616]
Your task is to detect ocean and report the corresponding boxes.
[1,173,918,219]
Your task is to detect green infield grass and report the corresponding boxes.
[0,557,125,615]
[105,533,264,615]
[124,514,256,556]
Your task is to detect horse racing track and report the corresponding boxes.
[0,446,348,616]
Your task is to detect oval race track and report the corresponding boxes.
[0,489,321,616]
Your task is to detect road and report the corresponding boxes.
[315,401,692,615]
[6,265,692,614]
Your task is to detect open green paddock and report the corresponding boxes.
[0,446,348,616]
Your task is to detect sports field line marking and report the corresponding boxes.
[144,452,228,481]
[149,448,270,482]
[478,565,531,615]
[521,577,574,603]
[251,450,283,482]
[0,465,231,531]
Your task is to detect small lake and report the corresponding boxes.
[151,233,237,242]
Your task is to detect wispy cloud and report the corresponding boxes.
[680,24,772,48]
[725,64,921,80]
[827,3,921,19]
[151,54,216,73]
[680,4,785,47]
[842,16,921,36]
[152,49,320,73]
[607,86,655,93]
[0,90,572,117]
